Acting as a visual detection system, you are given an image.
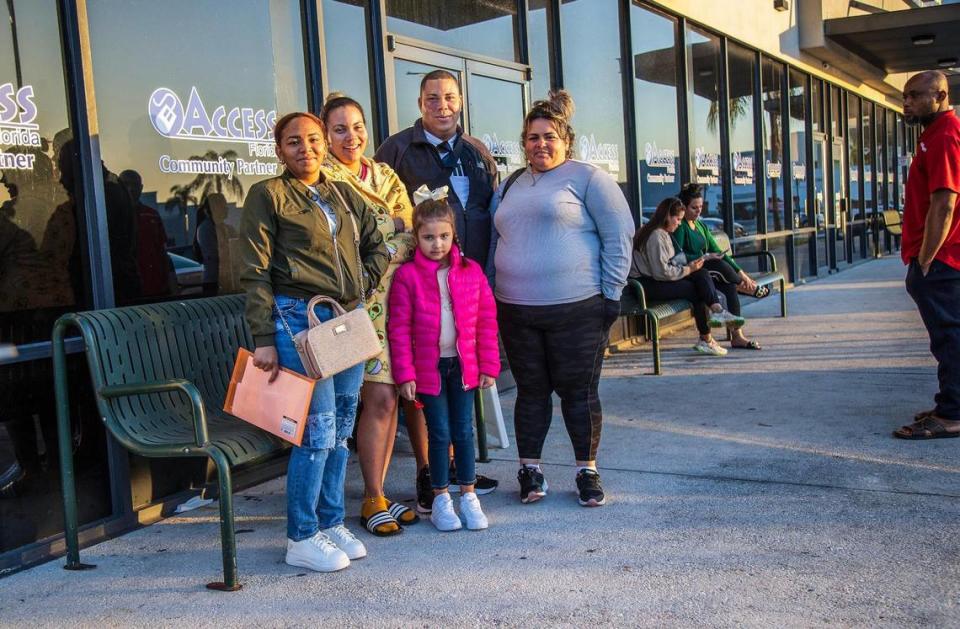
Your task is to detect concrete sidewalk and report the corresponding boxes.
[2,256,959,628]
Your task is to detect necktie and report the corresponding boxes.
[439,140,458,169]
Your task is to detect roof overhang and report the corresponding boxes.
[824,4,960,73]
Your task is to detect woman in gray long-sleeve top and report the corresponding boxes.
[488,90,634,508]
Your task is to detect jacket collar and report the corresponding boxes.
[412,118,463,148]
[281,166,328,194]
[413,242,462,271]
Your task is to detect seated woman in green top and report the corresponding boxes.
[675,183,764,350]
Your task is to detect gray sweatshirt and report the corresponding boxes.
[631,228,690,281]
[488,160,634,305]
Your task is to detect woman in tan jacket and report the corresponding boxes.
[630,197,742,357]
[319,93,419,537]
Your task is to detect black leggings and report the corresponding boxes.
[497,294,617,461]
[704,258,742,317]
[639,268,719,335]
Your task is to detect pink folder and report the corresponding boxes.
[223,348,315,446]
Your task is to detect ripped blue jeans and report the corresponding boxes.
[274,295,364,541]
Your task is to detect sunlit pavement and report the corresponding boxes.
[2,255,958,628]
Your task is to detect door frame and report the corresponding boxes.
[384,36,529,137]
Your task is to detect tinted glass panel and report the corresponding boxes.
[727,43,758,239]
[323,0,375,154]
[386,0,519,62]
[685,25,722,221]
[469,74,525,177]
[1,0,111,555]
[631,2,680,217]
[761,58,785,234]
[561,0,627,183]
[87,0,307,304]
[528,0,552,104]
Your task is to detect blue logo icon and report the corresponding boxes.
[149,88,183,137]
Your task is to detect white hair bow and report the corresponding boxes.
[412,184,449,206]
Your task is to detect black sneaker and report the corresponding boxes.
[517,466,548,504]
[448,462,499,495]
[576,468,606,507]
[416,466,432,514]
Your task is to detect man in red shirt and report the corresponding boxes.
[894,70,960,439]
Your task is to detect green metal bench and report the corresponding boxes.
[623,238,787,375]
[53,295,285,591]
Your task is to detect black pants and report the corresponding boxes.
[905,259,960,421]
[498,294,618,461]
[639,268,719,335]
[704,258,742,317]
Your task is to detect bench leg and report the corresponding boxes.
[474,388,490,463]
[779,279,787,317]
[206,448,241,591]
[53,320,95,573]
[648,315,662,376]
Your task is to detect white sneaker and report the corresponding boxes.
[693,338,728,356]
[459,492,489,530]
[285,531,350,572]
[321,524,367,560]
[709,309,745,328]
[430,492,462,532]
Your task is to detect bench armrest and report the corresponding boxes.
[731,250,777,272]
[99,379,210,447]
[628,278,648,310]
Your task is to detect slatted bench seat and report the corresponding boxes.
[621,236,787,375]
[53,295,284,591]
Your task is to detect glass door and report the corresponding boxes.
[387,41,528,176]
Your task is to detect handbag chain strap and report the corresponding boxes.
[274,302,299,345]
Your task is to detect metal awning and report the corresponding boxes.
[824,4,960,73]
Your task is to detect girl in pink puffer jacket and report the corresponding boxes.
[387,193,499,532]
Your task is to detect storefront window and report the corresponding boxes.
[631,2,680,217]
[323,0,375,153]
[87,0,307,305]
[561,0,627,183]
[761,58,784,234]
[386,0,519,62]
[528,0,553,102]
[886,109,896,211]
[847,94,862,221]
[1,0,111,558]
[897,113,908,209]
[685,25,722,220]
[862,100,875,256]
[788,69,811,278]
[727,42,758,239]
[86,0,308,506]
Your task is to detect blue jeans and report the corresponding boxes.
[274,295,364,541]
[905,259,960,421]
[420,357,476,489]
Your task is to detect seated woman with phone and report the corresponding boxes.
[631,197,744,357]
[675,183,764,350]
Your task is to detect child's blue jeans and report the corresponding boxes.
[420,357,476,489]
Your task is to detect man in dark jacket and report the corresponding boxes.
[374,69,498,268]
[374,69,500,509]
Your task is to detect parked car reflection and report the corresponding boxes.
[167,252,203,296]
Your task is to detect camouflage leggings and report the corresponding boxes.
[497,294,618,461]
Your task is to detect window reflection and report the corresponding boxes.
[685,25,722,220]
[527,1,552,109]
[386,0,518,62]
[762,58,785,234]
[86,0,308,303]
[727,43,758,240]
[0,0,110,556]
[323,0,375,154]
[561,0,627,184]
[631,2,680,217]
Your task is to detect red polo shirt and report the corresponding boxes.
[902,109,960,269]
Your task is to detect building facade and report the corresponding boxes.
[0,0,946,573]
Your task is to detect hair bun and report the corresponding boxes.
[324,91,347,106]
[546,89,575,120]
